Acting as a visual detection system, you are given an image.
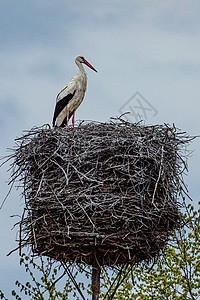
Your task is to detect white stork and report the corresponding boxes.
[53,56,97,128]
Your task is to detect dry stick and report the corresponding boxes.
[106,264,132,300]
[51,159,69,185]
[0,180,15,210]
[61,262,86,300]
[75,198,96,230]
[7,246,21,257]
[102,266,124,300]
[152,146,164,207]
[19,209,25,256]
[49,269,68,290]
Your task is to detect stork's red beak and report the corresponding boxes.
[84,59,98,72]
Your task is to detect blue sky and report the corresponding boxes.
[0,0,200,297]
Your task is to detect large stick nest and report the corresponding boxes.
[10,119,191,266]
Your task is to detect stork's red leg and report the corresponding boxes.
[72,110,75,128]
[67,109,69,128]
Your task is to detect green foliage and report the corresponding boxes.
[0,255,78,300]
[130,202,200,300]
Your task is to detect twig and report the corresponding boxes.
[152,146,164,207]
[61,262,86,300]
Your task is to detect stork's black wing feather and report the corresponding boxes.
[52,91,75,127]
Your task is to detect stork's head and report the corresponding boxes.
[75,56,98,72]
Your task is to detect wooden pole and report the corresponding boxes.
[92,259,101,300]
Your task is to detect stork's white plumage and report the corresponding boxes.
[53,56,97,128]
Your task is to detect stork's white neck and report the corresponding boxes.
[75,60,86,74]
